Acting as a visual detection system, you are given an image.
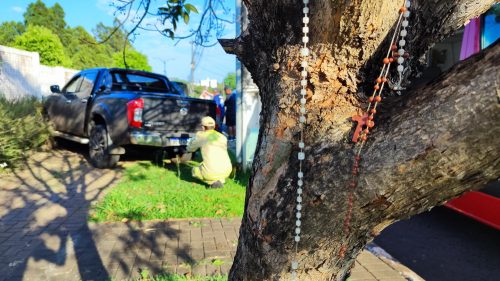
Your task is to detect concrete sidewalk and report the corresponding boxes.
[2,218,423,281]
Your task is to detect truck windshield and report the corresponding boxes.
[110,71,170,93]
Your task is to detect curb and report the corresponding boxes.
[366,243,425,281]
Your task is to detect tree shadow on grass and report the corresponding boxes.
[164,161,207,187]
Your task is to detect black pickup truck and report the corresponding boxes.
[43,68,216,168]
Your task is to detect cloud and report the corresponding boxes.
[96,0,116,16]
[96,0,112,10]
[11,6,23,13]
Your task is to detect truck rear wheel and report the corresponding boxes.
[89,122,119,169]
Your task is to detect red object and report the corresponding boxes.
[445,15,500,230]
[446,191,500,230]
[351,113,369,143]
[127,98,144,128]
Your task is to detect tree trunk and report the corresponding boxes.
[228,0,498,280]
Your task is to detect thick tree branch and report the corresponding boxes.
[229,0,498,279]
[231,38,499,281]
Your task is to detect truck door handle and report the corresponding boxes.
[65,100,72,104]
[81,98,88,103]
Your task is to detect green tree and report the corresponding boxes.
[23,0,66,39]
[71,47,114,70]
[64,26,113,69]
[0,21,25,46]
[93,19,134,54]
[223,72,236,89]
[112,50,152,71]
[13,25,69,67]
[2,1,152,70]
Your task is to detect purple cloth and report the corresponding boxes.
[460,18,481,60]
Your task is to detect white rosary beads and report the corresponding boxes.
[291,0,310,280]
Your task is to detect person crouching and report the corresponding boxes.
[186,116,232,188]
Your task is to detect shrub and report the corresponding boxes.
[12,25,69,67]
[112,50,152,72]
[0,95,50,169]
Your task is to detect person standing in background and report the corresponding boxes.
[200,88,214,100]
[224,86,236,140]
[213,89,225,131]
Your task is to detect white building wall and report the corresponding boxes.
[0,45,78,100]
[236,0,262,171]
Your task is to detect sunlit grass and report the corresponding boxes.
[90,160,248,222]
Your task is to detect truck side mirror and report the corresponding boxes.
[50,85,61,93]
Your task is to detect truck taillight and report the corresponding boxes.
[127,98,144,128]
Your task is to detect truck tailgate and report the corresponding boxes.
[141,95,216,132]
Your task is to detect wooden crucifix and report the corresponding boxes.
[351,113,369,143]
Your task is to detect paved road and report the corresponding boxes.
[375,206,500,281]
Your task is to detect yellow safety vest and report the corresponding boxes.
[186,130,232,180]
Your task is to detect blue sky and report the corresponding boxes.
[0,0,237,82]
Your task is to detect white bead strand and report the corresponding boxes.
[394,0,411,91]
[291,0,311,280]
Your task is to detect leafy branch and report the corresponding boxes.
[95,0,232,69]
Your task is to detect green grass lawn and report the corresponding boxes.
[90,160,248,222]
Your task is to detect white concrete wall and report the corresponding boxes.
[235,0,262,171]
[236,66,261,170]
[0,45,78,100]
[39,65,78,96]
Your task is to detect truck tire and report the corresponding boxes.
[88,122,119,169]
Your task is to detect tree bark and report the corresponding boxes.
[228,0,498,280]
